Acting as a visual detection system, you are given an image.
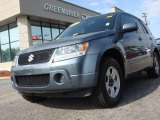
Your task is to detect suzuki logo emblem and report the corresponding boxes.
[28,54,34,63]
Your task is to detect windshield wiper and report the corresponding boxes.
[73,32,87,36]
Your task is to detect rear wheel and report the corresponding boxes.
[22,95,46,103]
[94,57,124,108]
[147,52,160,78]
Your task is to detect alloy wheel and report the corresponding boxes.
[105,66,120,98]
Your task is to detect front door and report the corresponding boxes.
[120,14,147,74]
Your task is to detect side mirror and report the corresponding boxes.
[122,22,138,33]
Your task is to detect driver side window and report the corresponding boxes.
[121,14,143,33]
[121,14,132,27]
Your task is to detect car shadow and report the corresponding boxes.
[117,72,160,108]
[38,72,160,110]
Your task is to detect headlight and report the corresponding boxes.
[12,56,18,67]
[54,42,89,62]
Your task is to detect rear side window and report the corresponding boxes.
[121,14,144,33]
[139,20,152,35]
[132,18,145,34]
[156,39,160,44]
[121,14,132,28]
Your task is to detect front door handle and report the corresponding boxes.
[150,37,152,40]
[139,37,142,41]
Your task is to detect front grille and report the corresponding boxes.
[18,49,54,65]
[15,74,50,87]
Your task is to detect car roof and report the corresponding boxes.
[84,12,138,21]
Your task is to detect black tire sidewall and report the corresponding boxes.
[97,57,124,107]
[147,52,160,78]
[153,53,160,76]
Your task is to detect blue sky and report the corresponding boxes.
[65,0,160,38]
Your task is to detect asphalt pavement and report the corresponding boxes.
[0,73,160,120]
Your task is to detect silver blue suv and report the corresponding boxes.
[11,12,160,107]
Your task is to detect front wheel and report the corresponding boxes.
[147,52,160,78]
[94,57,124,108]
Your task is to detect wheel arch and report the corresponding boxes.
[99,48,126,79]
[154,48,160,59]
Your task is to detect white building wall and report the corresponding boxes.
[17,16,32,50]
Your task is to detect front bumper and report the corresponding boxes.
[11,54,99,96]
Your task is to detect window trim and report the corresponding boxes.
[31,20,71,45]
[9,27,19,42]
[0,22,19,63]
[0,27,10,45]
[139,20,152,35]
[120,13,138,33]
[42,23,52,41]
[135,19,146,34]
[138,20,148,34]
[1,43,11,62]
[8,24,12,62]
[120,13,146,34]
[10,41,20,60]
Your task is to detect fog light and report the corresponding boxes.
[54,73,65,85]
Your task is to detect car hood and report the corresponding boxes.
[19,30,115,55]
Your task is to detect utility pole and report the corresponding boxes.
[142,13,149,26]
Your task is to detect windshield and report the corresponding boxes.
[57,13,116,39]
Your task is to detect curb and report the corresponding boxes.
[0,77,11,80]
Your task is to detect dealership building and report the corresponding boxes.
[0,0,100,71]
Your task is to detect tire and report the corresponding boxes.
[22,95,46,103]
[147,52,160,78]
[94,57,124,108]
